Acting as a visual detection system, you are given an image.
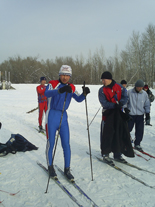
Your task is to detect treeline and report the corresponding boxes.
[0,24,155,86]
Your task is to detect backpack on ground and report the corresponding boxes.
[0,133,38,157]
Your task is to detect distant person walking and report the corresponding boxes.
[36,77,47,132]
[125,80,150,151]
[143,84,154,125]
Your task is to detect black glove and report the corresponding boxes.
[146,113,150,121]
[59,85,72,94]
[124,108,130,114]
[0,122,1,129]
[115,102,123,110]
[82,86,90,96]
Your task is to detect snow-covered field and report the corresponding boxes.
[1,84,155,207]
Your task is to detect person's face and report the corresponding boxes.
[102,79,112,86]
[144,88,147,91]
[136,87,143,92]
[122,84,127,88]
[41,80,46,85]
[60,75,70,84]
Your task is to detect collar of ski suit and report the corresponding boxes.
[104,79,116,89]
[49,79,75,93]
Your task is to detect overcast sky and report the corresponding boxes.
[0,0,155,64]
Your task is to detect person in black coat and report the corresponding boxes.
[99,72,134,164]
[143,85,154,125]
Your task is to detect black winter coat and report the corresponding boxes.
[101,108,134,157]
[146,89,154,103]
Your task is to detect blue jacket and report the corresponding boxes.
[127,88,150,115]
[45,80,85,111]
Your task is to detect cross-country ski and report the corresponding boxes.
[37,162,83,207]
[88,153,155,189]
[55,165,99,207]
[134,148,155,159]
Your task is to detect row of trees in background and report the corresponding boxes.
[0,24,155,86]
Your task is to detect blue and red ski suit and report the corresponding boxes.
[36,84,48,126]
[45,80,85,168]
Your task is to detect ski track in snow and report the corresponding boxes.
[0,84,155,207]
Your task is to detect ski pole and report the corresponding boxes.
[26,106,38,113]
[45,92,68,193]
[87,92,116,129]
[87,106,101,129]
[83,81,93,181]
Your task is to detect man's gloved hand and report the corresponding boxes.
[58,85,72,94]
[124,108,130,114]
[115,102,123,110]
[82,86,90,96]
[146,113,150,121]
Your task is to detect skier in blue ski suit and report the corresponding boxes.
[45,65,90,179]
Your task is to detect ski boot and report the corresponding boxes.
[64,167,74,182]
[48,165,57,179]
[134,145,143,152]
[39,125,44,133]
[103,154,114,166]
[114,156,127,163]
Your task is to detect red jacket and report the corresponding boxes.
[103,82,122,104]
[99,80,127,110]
[36,85,47,103]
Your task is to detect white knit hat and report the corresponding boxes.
[59,65,72,77]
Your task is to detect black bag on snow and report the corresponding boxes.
[0,143,9,156]
[0,133,38,156]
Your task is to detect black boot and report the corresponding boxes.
[134,145,143,152]
[39,125,44,133]
[114,156,127,163]
[64,167,74,181]
[103,154,114,165]
[48,165,57,179]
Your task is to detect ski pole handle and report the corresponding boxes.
[83,81,86,96]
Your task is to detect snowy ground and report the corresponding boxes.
[1,84,155,207]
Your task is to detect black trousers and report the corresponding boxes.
[128,115,144,146]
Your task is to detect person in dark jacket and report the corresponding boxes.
[120,80,127,88]
[98,71,134,165]
[143,84,154,125]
